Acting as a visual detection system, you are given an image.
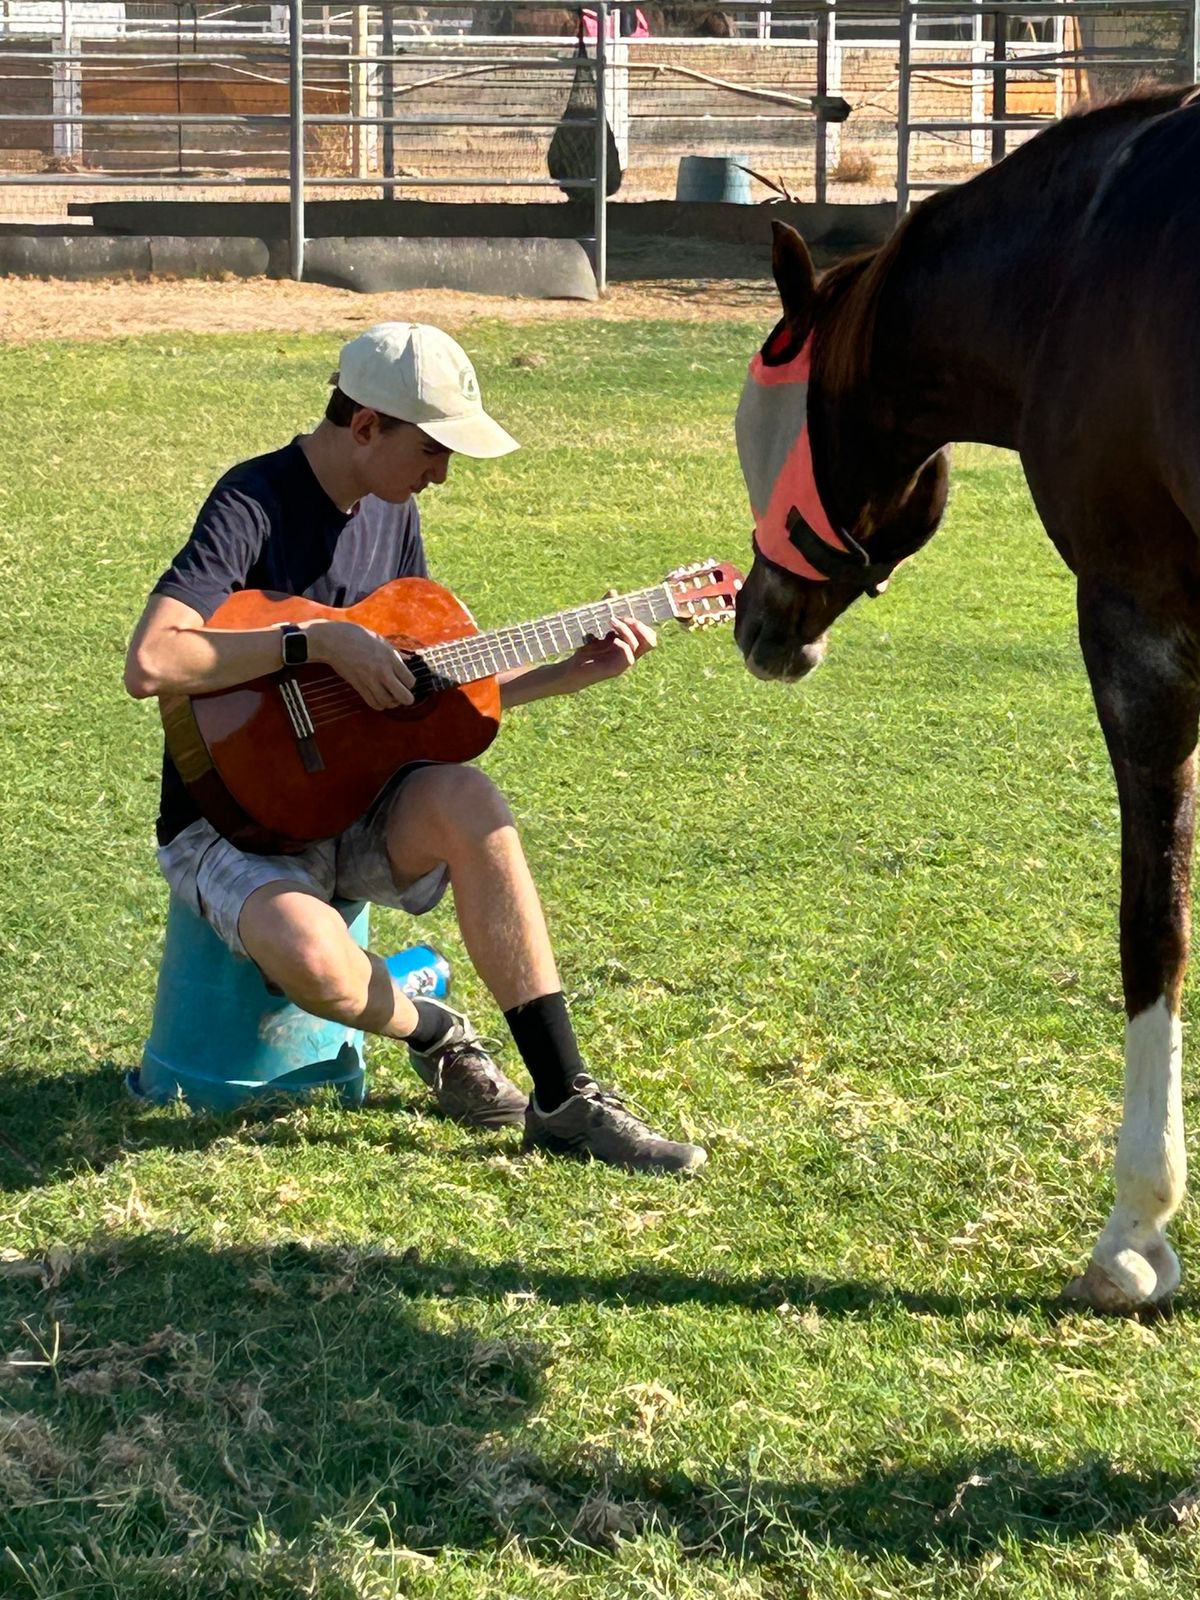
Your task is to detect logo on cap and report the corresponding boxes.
[460,368,480,402]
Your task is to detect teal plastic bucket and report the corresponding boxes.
[132,894,371,1111]
[675,154,752,204]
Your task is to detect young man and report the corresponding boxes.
[125,321,705,1174]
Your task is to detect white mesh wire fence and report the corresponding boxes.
[0,2,1194,224]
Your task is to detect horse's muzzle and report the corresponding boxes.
[734,559,830,681]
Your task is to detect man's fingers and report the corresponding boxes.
[390,654,415,706]
[610,617,655,653]
[355,673,410,712]
[603,624,635,665]
[380,673,414,709]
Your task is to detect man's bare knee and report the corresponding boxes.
[396,765,515,857]
[285,946,368,1023]
[239,886,367,1023]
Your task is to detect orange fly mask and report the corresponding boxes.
[735,321,893,596]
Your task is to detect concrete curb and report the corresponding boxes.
[152,236,271,278]
[0,231,597,299]
[295,235,597,299]
[72,198,896,254]
[0,233,269,280]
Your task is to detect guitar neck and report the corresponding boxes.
[413,585,677,688]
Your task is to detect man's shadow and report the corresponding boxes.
[1,1234,1195,1571]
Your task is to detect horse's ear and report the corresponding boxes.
[771,221,817,334]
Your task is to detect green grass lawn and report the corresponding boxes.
[1,319,1198,1599]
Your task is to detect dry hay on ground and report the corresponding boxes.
[0,274,776,345]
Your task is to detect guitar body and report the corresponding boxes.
[161,578,500,855]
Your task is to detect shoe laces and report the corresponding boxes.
[431,1032,506,1096]
[570,1074,656,1131]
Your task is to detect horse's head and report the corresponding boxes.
[734,221,950,681]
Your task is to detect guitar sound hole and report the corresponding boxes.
[405,653,456,701]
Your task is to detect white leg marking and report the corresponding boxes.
[1086,997,1186,1306]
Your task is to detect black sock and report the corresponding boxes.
[503,992,585,1112]
[405,998,452,1054]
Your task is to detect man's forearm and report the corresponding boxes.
[499,659,579,709]
[127,615,344,699]
[127,606,416,714]
[130,623,289,698]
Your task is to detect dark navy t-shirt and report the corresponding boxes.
[153,438,428,844]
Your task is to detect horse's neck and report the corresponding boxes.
[847,94,1187,459]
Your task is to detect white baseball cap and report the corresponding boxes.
[336,321,518,459]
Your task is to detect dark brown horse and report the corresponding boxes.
[733,87,1200,1314]
[475,5,735,35]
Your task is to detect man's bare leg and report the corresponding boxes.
[240,767,704,1166]
[385,765,706,1172]
[238,877,527,1129]
[238,884,420,1038]
[384,764,559,1011]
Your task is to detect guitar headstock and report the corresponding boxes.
[665,560,745,629]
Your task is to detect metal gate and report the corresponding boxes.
[896,0,1198,214]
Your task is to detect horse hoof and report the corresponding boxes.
[1063,1248,1179,1315]
[1143,1237,1183,1302]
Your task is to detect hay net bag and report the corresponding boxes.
[548,25,622,197]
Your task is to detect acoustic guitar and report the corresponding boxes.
[161,560,744,855]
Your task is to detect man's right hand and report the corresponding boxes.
[306,618,416,711]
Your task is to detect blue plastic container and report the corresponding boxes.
[132,894,372,1111]
[385,943,450,999]
[675,154,752,204]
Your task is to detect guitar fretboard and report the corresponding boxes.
[404,585,676,693]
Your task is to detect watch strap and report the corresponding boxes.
[280,623,307,666]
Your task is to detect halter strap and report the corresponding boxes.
[739,324,931,598]
[781,508,896,595]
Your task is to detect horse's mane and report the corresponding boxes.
[814,84,1192,395]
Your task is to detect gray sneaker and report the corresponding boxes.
[407,1004,528,1130]
[523,1074,707,1174]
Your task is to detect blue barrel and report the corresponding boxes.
[675,154,753,204]
[132,894,372,1112]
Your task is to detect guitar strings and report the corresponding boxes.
[307,614,639,709]
[295,591,668,710]
[300,613,702,725]
[289,585,701,728]
[298,609,697,724]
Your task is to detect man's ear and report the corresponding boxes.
[771,221,817,336]
[350,407,379,445]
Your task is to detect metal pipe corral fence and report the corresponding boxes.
[593,0,608,295]
[894,0,1196,213]
[289,0,304,280]
[0,0,1195,284]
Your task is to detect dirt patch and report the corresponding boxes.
[0,271,779,345]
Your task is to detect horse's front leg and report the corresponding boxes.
[1068,586,1199,1312]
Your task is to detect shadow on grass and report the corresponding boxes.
[337,1247,1094,1324]
[2,1067,1192,1331]
[1,1235,1195,1578]
[0,1062,451,1194]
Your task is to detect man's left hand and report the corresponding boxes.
[566,616,657,689]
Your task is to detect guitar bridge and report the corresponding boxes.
[278,675,325,774]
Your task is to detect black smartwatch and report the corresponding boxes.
[280,623,308,667]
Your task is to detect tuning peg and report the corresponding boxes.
[666,558,719,582]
